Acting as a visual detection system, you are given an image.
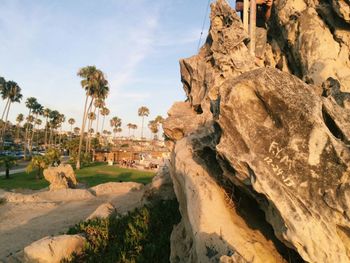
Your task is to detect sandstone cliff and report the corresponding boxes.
[164,0,350,262]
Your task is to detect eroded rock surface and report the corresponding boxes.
[43,164,77,191]
[23,234,86,263]
[165,0,350,262]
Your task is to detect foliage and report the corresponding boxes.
[0,156,17,179]
[26,148,61,178]
[67,199,181,263]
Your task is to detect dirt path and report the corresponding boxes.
[0,188,145,260]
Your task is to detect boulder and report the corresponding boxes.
[43,164,77,191]
[23,235,86,263]
[90,182,143,196]
[165,0,350,262]
[142,161,176,201]
[86,202,116,220]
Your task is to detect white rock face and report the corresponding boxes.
[86,202,116,220]
[90,182,143,196]
[23,235,86,263]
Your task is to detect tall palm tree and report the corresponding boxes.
[68,118,75,139]
[127,123,133,138]
[138,106,150,139]
[74,127,80,135]
[0,81,23,148]
[43,108,51,148]
[76,65,108,169]
[148,120,159,140]
[15,113,24,143]
[131,124,138,137]
[154,115,164,140]
[24,97,38,158]
[29,102,43,154]
[100,107,110,133]
[86,112,96,153]
[48,110,60,146]
[57,114,65,146]
[94,99,104,133]
[34,118,42,148]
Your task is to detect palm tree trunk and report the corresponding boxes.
[5,168,9,179]
[141,116,144,139]
[101,116,105,133]
[44,118,48,149]
[70,125,73,140]
[0,101,11,149]
[29,122,36,155]
[24,109,31,159]
[96,110,100,134]
[16,124,20,142]
[1,98,10,121]
[76,94,90,170]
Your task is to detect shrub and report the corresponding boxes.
[67,199,180,262]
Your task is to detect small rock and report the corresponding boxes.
[86,202,116,220]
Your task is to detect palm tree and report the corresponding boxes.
[138,106,150,139]
[68,118,75,139]
[148,120,159,140]
[57,114,65,146]
[15,113,24,143]
[76,65,108,169]
[100,107,110,133]
[74,127,80,135]
[94,99,104,133]
[0,81,23,148]
[48,110,60,146]
[86,112,96,153]
[29,102,43,154]
[24,97,38,158]
[34,118,42,148]
[131,124,138,137]
[43,108,51,149]
[154,115,164,140]
[127,123,133,138]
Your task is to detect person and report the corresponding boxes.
[235,0,273,59]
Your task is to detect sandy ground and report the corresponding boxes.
[0,187,145,261]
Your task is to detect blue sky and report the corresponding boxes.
[0,0,235,137]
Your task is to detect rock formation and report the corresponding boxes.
[86,202,116,220]
[165,0,350,262]
[43,164,77,191]
[23,235,86,263]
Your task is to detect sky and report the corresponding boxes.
[0,0,236,138]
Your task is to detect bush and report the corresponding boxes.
[67,199,180,262]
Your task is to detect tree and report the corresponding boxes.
[86,112,96,153]
[94,99,104,133]
[68,118,75,139]
[0,156,16,179]
[138,106,150,139]
[29,102,43,154]
[48,110,60,146]
[127,123,133,137]
[74,127,80,135]
[15,113,24,143]
[148,120,159,140]
[26,148,60,179]
[131,124,138,137]
[43,108,51,148]
[76,65,108,169]
[24,97,38,159]
[0,80,23,148]
[100,107,110,134]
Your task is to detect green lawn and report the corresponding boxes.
[0,163,155,190]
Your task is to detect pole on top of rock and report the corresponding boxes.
[243,0,249,33]
[249,0,256,56]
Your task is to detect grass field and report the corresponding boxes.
[0,163,155,190]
